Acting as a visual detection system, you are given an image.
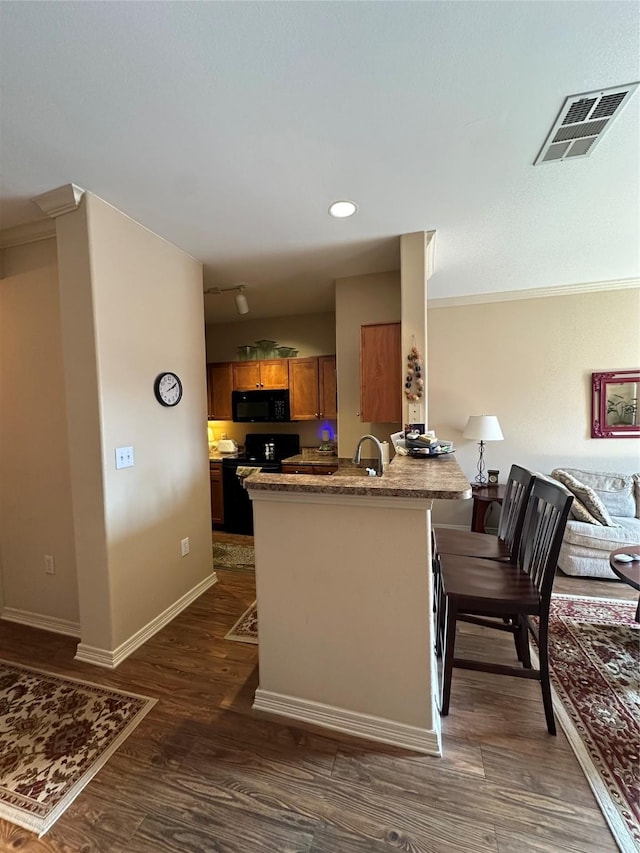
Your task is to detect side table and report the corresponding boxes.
[471,484,506,533]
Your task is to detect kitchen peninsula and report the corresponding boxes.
[245,454,471,755]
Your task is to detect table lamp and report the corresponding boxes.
[463,415,504,486]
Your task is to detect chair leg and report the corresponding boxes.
[514,617,532,668]
[538,619,556,736]
[440,597,457,716]
[433,559,444,658]
[511,616,523,662]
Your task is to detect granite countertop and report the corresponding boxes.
[209,448,242,462]
[245,453,471,500]
[282,449,338,466]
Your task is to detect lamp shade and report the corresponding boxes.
[463,415,504,441]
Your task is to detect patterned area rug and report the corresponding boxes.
[543,594,639,853]
[224,601,258,644]
[213,542,255,572]
[0,660,156,836]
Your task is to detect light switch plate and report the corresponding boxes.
[115,446,134,469]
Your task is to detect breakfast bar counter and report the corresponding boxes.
[249,453,471,498]
[245,454,471,755]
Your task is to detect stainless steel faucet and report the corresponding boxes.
[352,434,384,476]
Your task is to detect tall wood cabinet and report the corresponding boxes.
[232,360,289,390]
[289,355,337,421]
[360,323,401,423]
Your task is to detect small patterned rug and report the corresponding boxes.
[0,660,156,836]
[542,594,639,853]
[224,601,258,644]
[213,542,255,572]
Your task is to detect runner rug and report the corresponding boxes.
[213,541,255,573]
[543,594,639,853]
[0,660,156,836]
[224,601,258,644]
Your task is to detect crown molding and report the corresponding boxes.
[0,218,56,249]
[425,230,436,279]
[31,183,85,219]
[427,277,639,308]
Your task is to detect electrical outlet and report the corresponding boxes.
[44,555,55,575]
[180,537,190,557]
[408,402,421,424]
[115,446,135,469]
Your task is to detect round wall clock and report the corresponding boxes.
[154,372,183,407]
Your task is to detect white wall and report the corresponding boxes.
[205,312,335,362]
[335,270,401,456]
[428,287,640,526]
[55,192,213,654]
[0,238,79,626]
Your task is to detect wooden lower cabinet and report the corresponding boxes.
[281,464,338,475]
[210,462,224,525]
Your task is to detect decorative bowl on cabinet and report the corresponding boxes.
[254,340,276,359]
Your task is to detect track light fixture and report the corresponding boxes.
[204,283,249,315]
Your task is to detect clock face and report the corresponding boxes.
[154,372,183,407]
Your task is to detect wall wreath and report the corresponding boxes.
[404,345,424,401]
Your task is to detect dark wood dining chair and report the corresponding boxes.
[437,478,573,735]
[432,465,535,657]
[433,464,535,563]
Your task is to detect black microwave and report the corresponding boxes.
[232,389,291,423]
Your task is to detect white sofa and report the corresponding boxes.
[550,468,640,579]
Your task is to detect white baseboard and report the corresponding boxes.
[75,572,218,669]
[432,523,468,530]
[0,608,81,638]
[253,688,442,756]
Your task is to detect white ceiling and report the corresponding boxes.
[1,1,638,324]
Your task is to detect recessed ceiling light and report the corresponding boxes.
[328,200,358,218]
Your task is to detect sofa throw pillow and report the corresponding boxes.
[559,468,636,518]
[551,469,619,527]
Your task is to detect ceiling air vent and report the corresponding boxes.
[534,83,638,165]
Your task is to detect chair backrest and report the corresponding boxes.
[497,464,536,560]
[517,478,574,607]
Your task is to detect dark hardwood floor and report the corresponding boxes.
[0,532,635,852]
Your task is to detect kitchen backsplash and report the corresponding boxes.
[208,419,337,450]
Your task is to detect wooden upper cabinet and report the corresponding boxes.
[207,363,233,420]
[289,357,319,420]
[289,355,337,421]
[360,323,401,423]
[318,355,337,419]
[259,360,289,389]
[232,360,289,390]
[232,361,260,390]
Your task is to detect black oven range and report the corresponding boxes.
[222,433,300,535]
